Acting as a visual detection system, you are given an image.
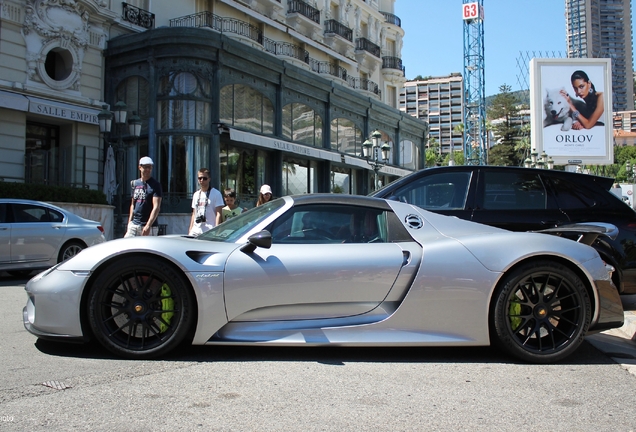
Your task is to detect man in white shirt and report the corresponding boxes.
[188,168,224,236]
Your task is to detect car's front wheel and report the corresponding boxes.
[87,256,195,359]
[491,260,591,363]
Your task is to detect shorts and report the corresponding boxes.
[124,222,159,237]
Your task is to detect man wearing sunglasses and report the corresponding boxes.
[188,168,224,236]
[125,156,163,237]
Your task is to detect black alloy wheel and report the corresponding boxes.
[88,256,195,359]
[491,260,591,363]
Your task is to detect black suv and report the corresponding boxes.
[371,166,636,294]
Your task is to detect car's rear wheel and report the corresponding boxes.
[58,241,85,262]
[87,256,195,359]
[491,260,591,363]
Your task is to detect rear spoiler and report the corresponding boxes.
[535,222,618,245]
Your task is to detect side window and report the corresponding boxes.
[481,171,546,210]
[268,205,390,244]
[0,204,6,223]
[389,172,471,210]
[49,209,64,222]
[548,177,606,209]
[12,204,48,223]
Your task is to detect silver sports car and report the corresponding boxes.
[23,194,624,363]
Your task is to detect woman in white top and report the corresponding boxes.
[188,168,224,236]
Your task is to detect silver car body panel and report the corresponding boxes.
[0,199,105,271]
[23,196,621,348]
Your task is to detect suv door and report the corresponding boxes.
[471,169,569,231]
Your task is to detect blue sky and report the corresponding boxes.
[395,0,634,96]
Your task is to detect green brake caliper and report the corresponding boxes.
[160,283,175,333]
[509,299,522,331]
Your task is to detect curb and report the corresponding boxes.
[611,310,636,341]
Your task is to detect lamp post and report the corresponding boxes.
[362,130,390,191]
[524,148,552,169]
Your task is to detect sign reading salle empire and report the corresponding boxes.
[29,101,99,125]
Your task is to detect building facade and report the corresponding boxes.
[0,0,427,231]
[565,0,634,111]
[399,74,463,157]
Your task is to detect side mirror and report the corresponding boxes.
[240,230,272,253]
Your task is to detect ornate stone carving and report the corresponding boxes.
[21,0,89,91]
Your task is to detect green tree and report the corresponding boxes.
[487,84,526,166]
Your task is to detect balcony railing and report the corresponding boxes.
[287,0,320,24]
[348,77,380,96]
[355,37,381,58]
[170,12,262,45]
[309,59,347,80]
[380,12,401,27]
[324,19,353,42]
[122,2,155,29]
[382,56,405,76]
[264,38,309,63]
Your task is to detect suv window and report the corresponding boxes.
[481,171,546,210]
[548,176,606,209]
[387,172,470,210]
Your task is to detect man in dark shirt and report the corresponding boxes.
[124,156,163,237]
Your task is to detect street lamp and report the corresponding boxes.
[524,148,552,169]
[362,130,390,190]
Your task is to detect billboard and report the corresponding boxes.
[530,58,613,166]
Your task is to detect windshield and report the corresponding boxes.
[197,199,286,243]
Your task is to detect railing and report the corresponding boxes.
[324,19,353,42]
[170,12,262,44]
[380,11,401,27]
[309,59,347,80]
[287,0,320,24]
[170,11,222,29]
[355,37,381,58]
[122,3,155,29]
[347,77,380,96]
[382,56,405,76]
[264,38,309,63]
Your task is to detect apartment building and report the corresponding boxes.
[0,0,427,222]
[565,0,634,111]
[399,73,463,156]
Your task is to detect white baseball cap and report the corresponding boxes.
[139,156,154,165]
[260,184,272,194]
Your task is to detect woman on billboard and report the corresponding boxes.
[559,70,604,129]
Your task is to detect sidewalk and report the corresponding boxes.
[587,300,636,376]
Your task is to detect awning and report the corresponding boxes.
[0,90,28,111]
[228,128,413,177]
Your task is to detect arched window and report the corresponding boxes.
[155,71,212,198]
[220,84,274,134]
[330,117,363,156]
[399,139,420,170]
[282,103,323,146]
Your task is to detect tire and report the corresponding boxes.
[87,256,195,359]
[491,260,591,364]
[58,241,85,263]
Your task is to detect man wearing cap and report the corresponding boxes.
[125,156,163,237]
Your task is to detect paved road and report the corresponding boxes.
[2,275,636,431]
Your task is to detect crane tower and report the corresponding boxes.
[462,1,487,165]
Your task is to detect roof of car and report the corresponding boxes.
[372,165,615,196]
